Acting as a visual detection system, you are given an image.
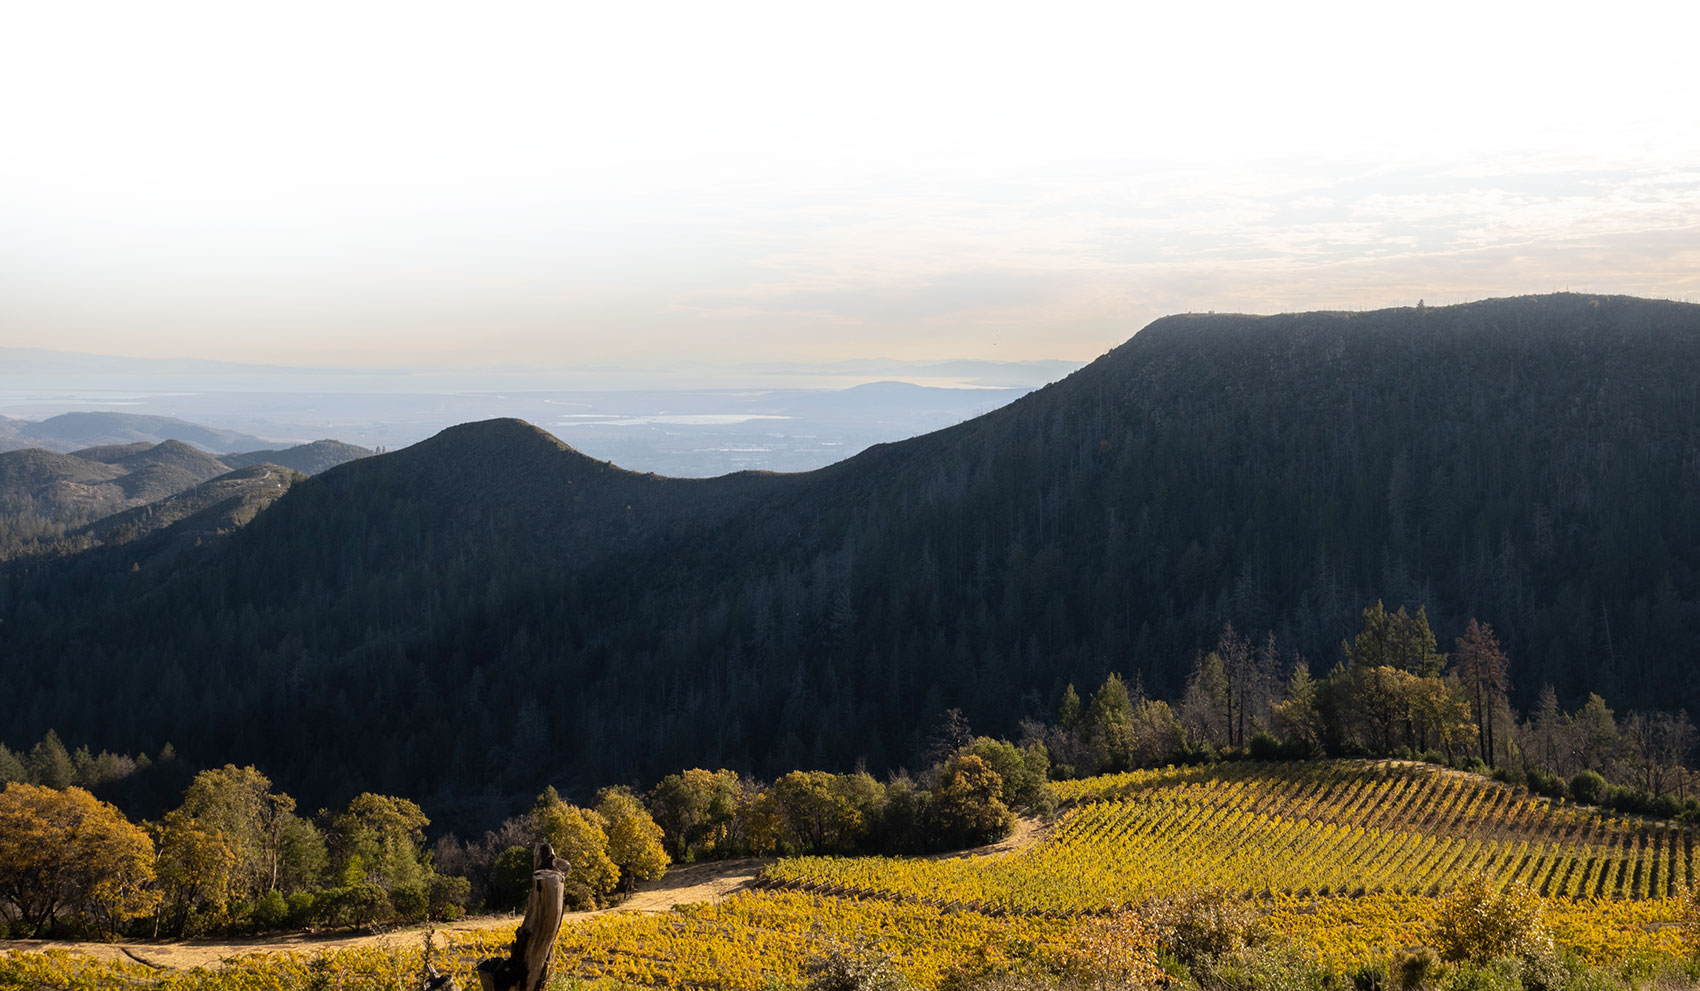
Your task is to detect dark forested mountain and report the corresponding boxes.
[4,293,1699,828]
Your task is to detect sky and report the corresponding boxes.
[3,1,1698,373]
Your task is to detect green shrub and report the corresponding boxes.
[1528,769,1568,800]
[428,874,471,920]
[1568,770,1607,805]
[388,882,428,922]
[1436,958,1521,991]
[1350,960,1389,991]
[1248,731,1283,760]
[251,889,289,930]
[285,890,317,928]
[1490,766,1526,788]
[1196,944,1337,991]
[314,883,390,929]
[1280,737,1323,760]
[490,845,534,911]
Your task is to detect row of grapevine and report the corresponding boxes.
[5,887,1688,988]
[767,761,1696,911]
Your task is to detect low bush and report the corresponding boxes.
[313,883,390,930]
[250,889,289,930]
[1568,771,1607,805]
[285,890,316,927]
[1142,886,1265,965]
[1431,877,1552,964]
[803,941,909,991]
[1248,731,1284,760]
[1393,946,1442,990]
[388,882,428,922]
[1524,769,1567,801]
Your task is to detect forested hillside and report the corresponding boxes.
[3,293,1698,827]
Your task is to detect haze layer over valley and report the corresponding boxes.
[0,352,1070,476]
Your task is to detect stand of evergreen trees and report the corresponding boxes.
[11,587,1700,941]
[1023,603,1700,821]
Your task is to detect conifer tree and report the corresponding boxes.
[27,731,74,790]
[1452,619,1511,765]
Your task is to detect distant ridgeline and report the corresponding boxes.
[2,293,1699,824]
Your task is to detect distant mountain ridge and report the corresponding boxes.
[2,411,275,453]
[4,293,1699,825]
[220,440,373,475]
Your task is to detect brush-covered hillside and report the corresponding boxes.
[219,439,375,476]
[75,463,305,548]
[1,440,228,517]
[0,435,370,559]
[3,294,1699,819]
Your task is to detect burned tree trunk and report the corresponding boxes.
[475,842,571,991]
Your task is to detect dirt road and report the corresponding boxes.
[6,817,1049,972]
[5,857,772,971]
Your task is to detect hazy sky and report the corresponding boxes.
[4,1,1697,371]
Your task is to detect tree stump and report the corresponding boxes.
[475,842,571,991]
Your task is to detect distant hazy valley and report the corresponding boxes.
[0,368,1060,561]
[0,351,1072,476]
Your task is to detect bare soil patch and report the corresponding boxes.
[924,814,1046,861]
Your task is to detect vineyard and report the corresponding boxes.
[0,893,1159,990]
[767,760,1698,911]
[3,761,1696,988]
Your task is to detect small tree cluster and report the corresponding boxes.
[474,785,671,912]
[0,765,472,940]
[644,743,1031,863]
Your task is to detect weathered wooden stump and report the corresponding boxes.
[473,842,571,991]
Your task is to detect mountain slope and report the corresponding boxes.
[68,442,159,463]
[0,448,127,517]
[4,293,1699,824]
[1,437,369,559]
[77,463,305,547]
[107,439,236,503]
[0,440,235,523]
[219,440,373,475]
